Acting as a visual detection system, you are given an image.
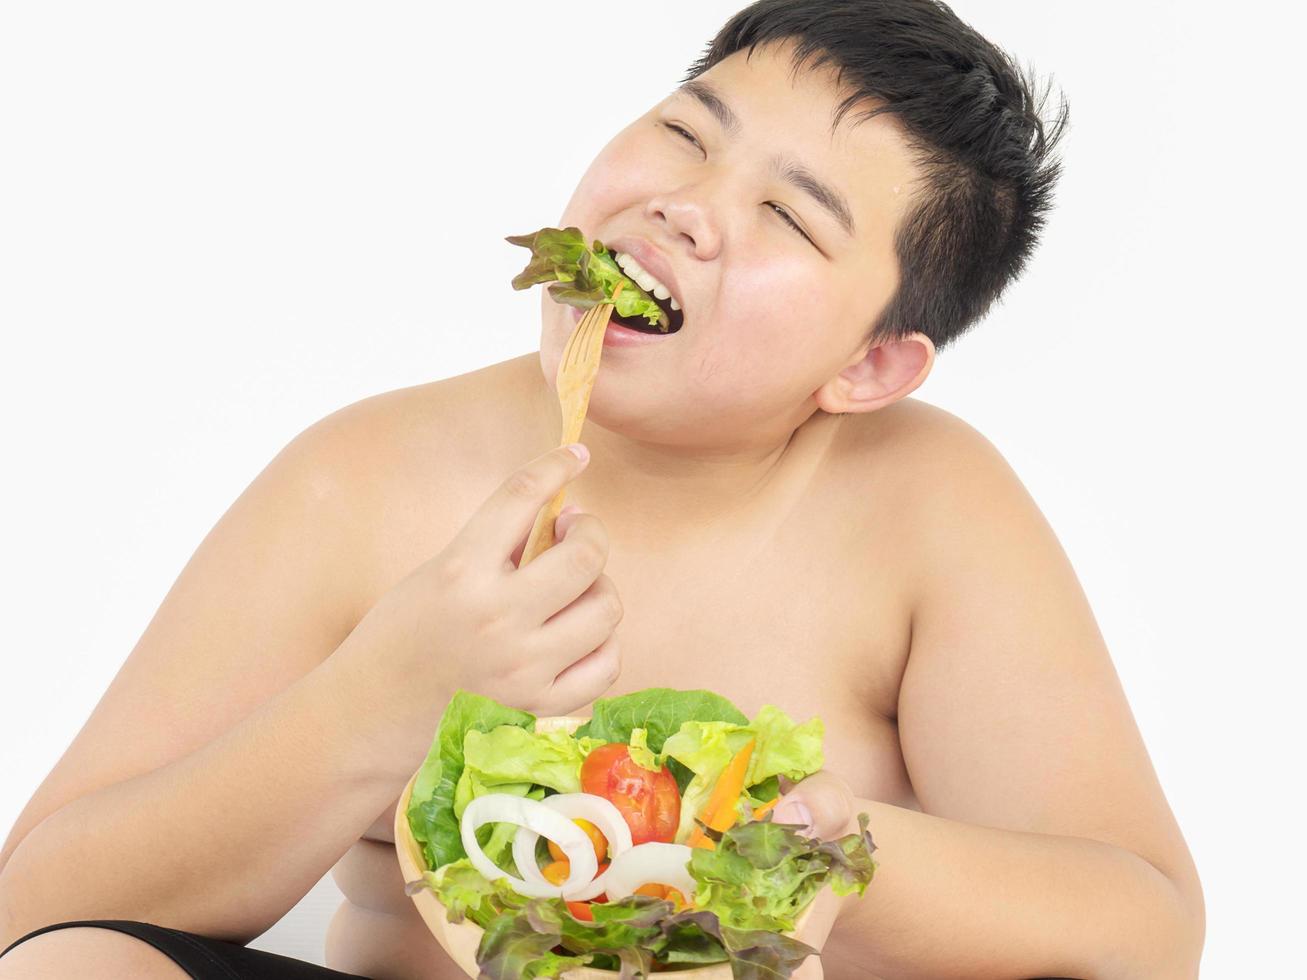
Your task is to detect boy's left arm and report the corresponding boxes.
[781,426,1205,980]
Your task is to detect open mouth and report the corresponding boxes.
[609,251,686,335]
[610,293,685,335]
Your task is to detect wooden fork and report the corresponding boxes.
[518,287,620,567]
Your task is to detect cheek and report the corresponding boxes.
[687,265,856,406]
[717,260,832,357]
[560,120,663,226]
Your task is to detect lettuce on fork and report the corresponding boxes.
[506,226,672,330]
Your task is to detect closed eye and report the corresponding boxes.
[768,203,815,245]
[663,122,702,150]
[662,121,816,248]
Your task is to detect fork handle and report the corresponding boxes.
[520,487,566,567]
[519,393,593,567]
[519,299,612,569]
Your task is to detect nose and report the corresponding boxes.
[644,187,722,260]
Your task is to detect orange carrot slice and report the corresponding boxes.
[686,738,756,849]
[752,796,780,821]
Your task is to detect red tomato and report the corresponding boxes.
[580,743,681,845]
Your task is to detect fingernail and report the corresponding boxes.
[554,509,580,536]
[566,443,589,463]
[772,800,813,835]
[558,504,582,517]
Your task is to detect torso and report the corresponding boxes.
[323,355,936,979]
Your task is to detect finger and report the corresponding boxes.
[791,886,841,971]
[771,770,855,839]
[509,503,581,569]
[455,444,590,564]
[514,512,611,623]
[535,573,623,660]
[544,633,622,715]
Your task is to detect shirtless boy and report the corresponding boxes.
[0,2,1205,978]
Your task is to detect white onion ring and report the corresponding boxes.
[511,793,634,900]
[459,794,598,898]
[600,842,696,902]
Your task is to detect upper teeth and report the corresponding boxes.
[615,252,681,311]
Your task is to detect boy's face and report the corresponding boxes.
[542,39,925,450]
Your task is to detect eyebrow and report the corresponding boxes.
[675,79,856,238]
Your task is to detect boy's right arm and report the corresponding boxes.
[0,404,622,948]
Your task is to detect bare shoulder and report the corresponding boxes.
[829,396,1021,506]
[299,355,547,505]
[301,354,550,589]
[835,396,1008,465]
[829,397,1046,589]
[307,356,542,461]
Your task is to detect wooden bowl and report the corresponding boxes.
[393,715,810,978]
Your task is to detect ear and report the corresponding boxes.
[813,331,935,415]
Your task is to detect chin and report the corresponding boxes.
[579,375,675,441]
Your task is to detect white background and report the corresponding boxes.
[2,1,1302,973]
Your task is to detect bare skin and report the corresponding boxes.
[325,358,923,980]
[0,38,1203,980]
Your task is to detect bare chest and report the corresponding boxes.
[596,521,916,806]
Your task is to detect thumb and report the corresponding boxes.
[770,770,855,840]
[553,503,584,539]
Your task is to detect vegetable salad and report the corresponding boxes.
[405,688,877,978]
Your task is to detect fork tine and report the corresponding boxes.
[565,282,622,373]
[563,311,591,372]
[559,309,586,372]
[560,303,606,376]
[577,305,606,363]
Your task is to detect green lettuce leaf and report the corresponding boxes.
[690,814,878,933]
[647,909,732,965]
[405,691,535,872]
[408,858,529,929]
[814,813,880,898]
[718,924,819,980]
[649,909,817,978]
[477,912,590,980]
[458,726,600,801]
[577,688,749,757]
[477,896,673,980]
[627,728,660,772]
[746,705,825,785]
[506,226,670,330]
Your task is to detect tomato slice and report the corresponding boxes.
[580,743,681,845]
[566,900,594,921]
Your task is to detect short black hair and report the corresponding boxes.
[684,0,1069,352]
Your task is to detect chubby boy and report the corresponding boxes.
[0,2,1205,978]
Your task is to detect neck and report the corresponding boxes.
[578,424,799,533]
[523,365,841,543]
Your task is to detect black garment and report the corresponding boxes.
[0,919,372,979]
